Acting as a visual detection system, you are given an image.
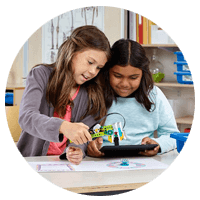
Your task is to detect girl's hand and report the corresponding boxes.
[66,146,83,165]
[87,137,104,157]
[59,121,92,145]
[139,137,160,156]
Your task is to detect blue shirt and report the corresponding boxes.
[102,86,178,154]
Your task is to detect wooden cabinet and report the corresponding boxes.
[5,106,22,142]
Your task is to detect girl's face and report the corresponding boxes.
[71,49,107,85]
[109,65,143,97]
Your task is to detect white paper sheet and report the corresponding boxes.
[95,158,168,172]
[28,161,97,172]
[28,158,168,173]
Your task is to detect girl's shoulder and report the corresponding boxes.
[25,65,54,88]
[149,85,168,104]
[150,85,164,97]
[28,65,53,81]
[31,65,53,76]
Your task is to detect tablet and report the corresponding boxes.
[100,144,158,157]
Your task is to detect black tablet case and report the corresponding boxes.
[100,144,158,157]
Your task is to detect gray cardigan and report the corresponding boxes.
[17,65,96,158]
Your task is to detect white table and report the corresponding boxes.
[25,150,179,194]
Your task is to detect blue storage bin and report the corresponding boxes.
[174,71,193,84]
[174,61,190,72]
[5,93,13,104]
[170,132,189,153]
[174,51,185,61]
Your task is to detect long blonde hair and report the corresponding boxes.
[45,25,111,119]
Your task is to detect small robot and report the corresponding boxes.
[120,159,129,166]
[89,122,127,145]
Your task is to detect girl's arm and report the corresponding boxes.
[19,66,64,142]
[60,113,98,159]
[153,115,178,154]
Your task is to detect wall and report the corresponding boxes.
[6,6,122,86]
[104,7,122,46]
[7,46,24,85]
[6,7,194,132]
[28,27,42,71]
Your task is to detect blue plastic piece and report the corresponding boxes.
[174,61,190,72]
[5,93,13,104]
[120,159,129,166]
[118,127,122,137]
[174,52,192,84]
[170,132,189,153]
[174,71,193,84]
[174,51,185,61]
